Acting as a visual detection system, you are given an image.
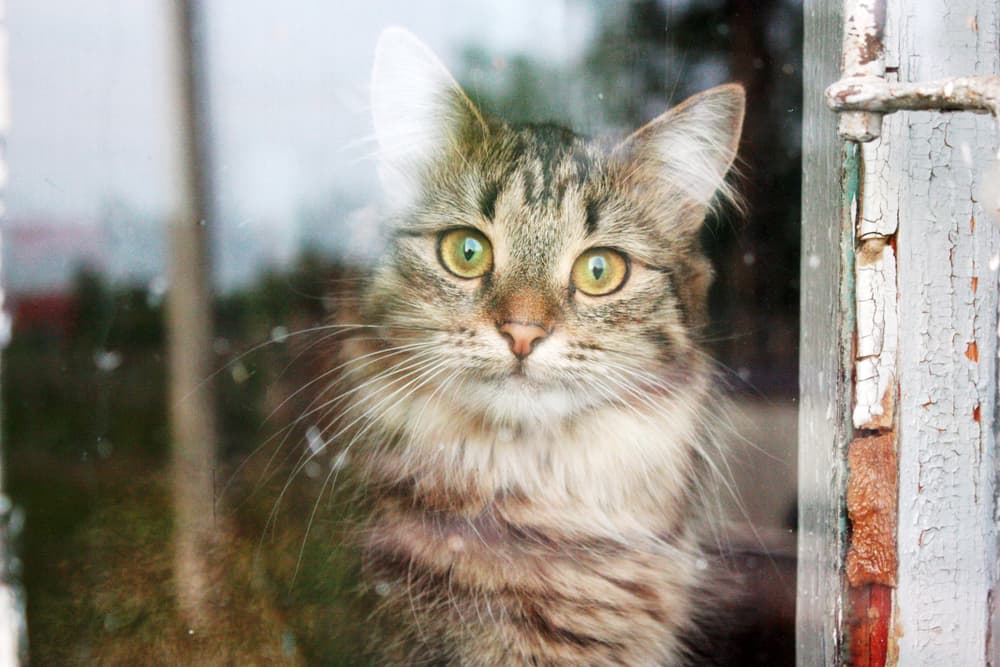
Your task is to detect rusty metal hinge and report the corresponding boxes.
[825,0,1000,143]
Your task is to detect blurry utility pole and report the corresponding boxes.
[166,0,219,628]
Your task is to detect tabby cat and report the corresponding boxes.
[331,27,745,666]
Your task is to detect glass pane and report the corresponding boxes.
[4,1,800,663]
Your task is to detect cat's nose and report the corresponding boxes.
[498,321,548,359]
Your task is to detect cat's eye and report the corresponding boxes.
[438,228,493,279]
[571,248,629,296]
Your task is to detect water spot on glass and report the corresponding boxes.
[306,425,324,455]
[375,581,391,596]
[742,252,755,266]
[332,450,349,471]
[230,362,251,383]
[781,63,795,75]
[147,275,168,307]
[808,254,821,269]
[270,325,289,343]
[94,349,122,372]
[304,461,322,479]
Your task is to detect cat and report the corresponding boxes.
[325,27,745,666]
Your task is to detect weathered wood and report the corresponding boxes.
[799,1,852,664]
[882,0,1000,663]
[0,2,23,663]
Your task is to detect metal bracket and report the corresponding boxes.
[825,0,1000,143]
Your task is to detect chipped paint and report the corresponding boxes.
[838,0,888,140]
[854,135,900,431]
[854,238,898,430]
[881,0,1000,662]
[829,0,1000,662]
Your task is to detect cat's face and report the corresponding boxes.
[359,28,744,430]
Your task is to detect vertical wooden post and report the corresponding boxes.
[805,0,1000,663]
[0,3,22,663]
[165,0,218,627]
[884,1,1000,663]
[798,0,853,664]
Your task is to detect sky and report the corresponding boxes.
[4,0,595,290]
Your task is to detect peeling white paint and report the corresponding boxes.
[854,135,901,431]
[854,240,898,429]
[884,0,1000,662]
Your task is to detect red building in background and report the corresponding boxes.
[3,220,107,338]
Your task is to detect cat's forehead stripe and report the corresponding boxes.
[479,182,500,221]
[497,123,600,212]
[584,198,603,236]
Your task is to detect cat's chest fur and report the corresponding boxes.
[354,390,713,665]
[361,434,706,667]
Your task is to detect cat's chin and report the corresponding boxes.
[453,371,596,429]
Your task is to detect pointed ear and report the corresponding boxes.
[618,84,745,212]
[371,27,487,208]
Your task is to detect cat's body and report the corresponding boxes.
[327,28,745,666]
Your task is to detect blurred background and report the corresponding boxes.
[3,0,800,663]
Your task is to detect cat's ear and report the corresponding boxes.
[618,84,745,214]
[371,27,487,208]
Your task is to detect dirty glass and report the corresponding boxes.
[3,1,800,663]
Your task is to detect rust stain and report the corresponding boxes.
[972,276,979,293]
[849,584,893,667]
[863,378,896,431]
[858,236,887,266]
[970,213,976,233]
[966,341,979,362]
[847,434,898,587]
[878,378,895,428]
[859,32,883,65]
[973,403,981,423]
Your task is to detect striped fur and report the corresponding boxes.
[322,28,745,665]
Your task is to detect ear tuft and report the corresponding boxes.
[371,27,486,207]
[620,84,745,212]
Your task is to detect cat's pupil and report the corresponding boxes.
[590,256,606,280]
[463,238,480,262]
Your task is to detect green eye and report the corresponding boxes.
[571,248,629,296]
[438,228,493,278]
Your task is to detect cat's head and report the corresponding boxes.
[360,27,744,431]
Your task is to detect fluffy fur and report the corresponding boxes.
[325,27,745,666]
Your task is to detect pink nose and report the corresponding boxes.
[498,321,548,359]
